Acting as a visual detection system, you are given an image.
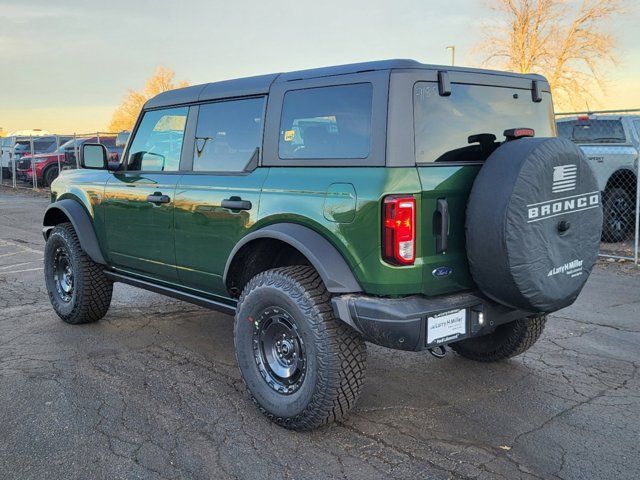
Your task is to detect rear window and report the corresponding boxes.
[414,82,555,163]
[279,83,373,159]
[557,119,627,144]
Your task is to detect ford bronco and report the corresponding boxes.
[42,60,602,430]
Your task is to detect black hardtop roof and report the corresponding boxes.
[144,59,548,109]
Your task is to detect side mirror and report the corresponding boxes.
[81,143,108,169]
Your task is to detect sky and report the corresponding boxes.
[1,0,639,134]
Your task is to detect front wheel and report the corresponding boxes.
[451,315,547,362]
[43,165,59,187]
[44,222,113,324]
[234,266,367,430]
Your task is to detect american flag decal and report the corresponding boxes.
[552,164,577,193]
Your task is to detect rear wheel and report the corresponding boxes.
[451,316,547,362]
[44,222,113,324]
[602,187,634,243]
[234,266,367,430]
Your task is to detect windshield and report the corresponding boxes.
[414,82,555,163]
[557,119,627,144]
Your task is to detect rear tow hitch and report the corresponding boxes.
[428,346,447,359]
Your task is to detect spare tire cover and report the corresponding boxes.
[466,137,602,313]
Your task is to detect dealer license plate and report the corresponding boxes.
[427,309,467,345]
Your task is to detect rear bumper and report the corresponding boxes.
[331,292,528,351]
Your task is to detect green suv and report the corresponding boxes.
[43,60,602,430]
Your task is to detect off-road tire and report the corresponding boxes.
[234,265,367,430]
[602,187,634,243]
[43,165,59,187]
[44,222,112,324]
[451,316,547,362]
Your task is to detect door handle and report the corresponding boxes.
[221,197,252,211]
[434,198,449,254]
[147,192,171,204]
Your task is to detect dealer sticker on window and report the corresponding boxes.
[427,309,467,345]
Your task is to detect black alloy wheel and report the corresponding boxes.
[52,246,74,302]
[253,306,306,395]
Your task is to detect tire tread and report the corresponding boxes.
[451,316,547,362]
[235,265,367,430]
[45,222,112,324]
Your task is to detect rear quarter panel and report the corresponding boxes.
[258,167,425,295]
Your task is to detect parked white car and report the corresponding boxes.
[0,130,52,179]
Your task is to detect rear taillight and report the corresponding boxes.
[382,195,416,265]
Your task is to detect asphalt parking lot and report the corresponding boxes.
[0,186,638,480]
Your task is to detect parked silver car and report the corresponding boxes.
[557,115,640,242]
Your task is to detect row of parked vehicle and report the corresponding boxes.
[0,132,129,186]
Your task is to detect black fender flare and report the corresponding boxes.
[223,223,362,293]
[42,199,106,264]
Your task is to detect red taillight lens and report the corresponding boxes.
[383,195,416,265]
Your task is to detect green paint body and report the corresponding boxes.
[51,163,479,300]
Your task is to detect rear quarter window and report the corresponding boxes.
[278,83,373,159]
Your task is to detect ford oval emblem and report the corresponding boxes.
[432,266,452,278]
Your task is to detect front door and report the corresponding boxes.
[174,97,267,298]
[103,106,189,282]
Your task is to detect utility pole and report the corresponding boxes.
[446,46,456,66]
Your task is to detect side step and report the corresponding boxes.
[104,270,237,316]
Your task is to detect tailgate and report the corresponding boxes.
[409,74,555,297]
[417,166,479,296]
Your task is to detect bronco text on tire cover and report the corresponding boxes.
[465,137,603,313]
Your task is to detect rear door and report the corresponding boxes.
[173,97,267,298]
[390,70,556,296]
[103,106,189,282]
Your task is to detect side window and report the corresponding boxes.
[634,120,640,140]
[127,107,188,171]
[193,97,265,172]
[279,83,373,159]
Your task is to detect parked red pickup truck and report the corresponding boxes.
[18,137,121,186]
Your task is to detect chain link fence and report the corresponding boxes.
[1,132,127,190]
[556,109,640,264]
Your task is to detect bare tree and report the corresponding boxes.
[108,66,189,132]
[481,0,625,110]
